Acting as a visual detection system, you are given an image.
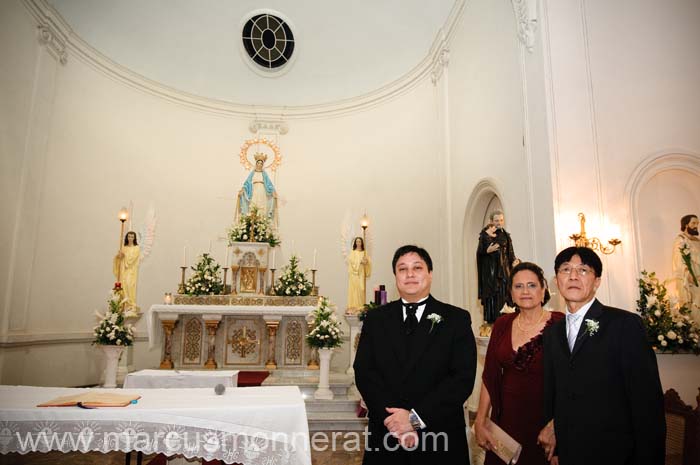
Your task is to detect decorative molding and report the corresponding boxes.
[37,23,67,65]
[20,0,469,119]
[430,46,450,85]
[249,120,289,135]
[0,331,147,348]
[511,0,538,53]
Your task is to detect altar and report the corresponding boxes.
[147,296,320,370]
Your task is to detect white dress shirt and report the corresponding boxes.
[401,298,428,322]
[565,297,596,341]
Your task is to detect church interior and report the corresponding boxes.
[1,0,699,464]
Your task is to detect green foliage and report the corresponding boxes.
[184,253,224,295]
[306,297,344,349]
[637,271,699,355]
[273,255,312,296]
[358,301,379,322]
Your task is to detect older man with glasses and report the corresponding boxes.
[537,246,665,465]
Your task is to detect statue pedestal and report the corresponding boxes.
[345,314,362,377]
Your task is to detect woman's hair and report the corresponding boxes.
[352,237,364,251]
[508,261,550,306]
[124,231,138,246]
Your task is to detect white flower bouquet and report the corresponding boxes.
[306,297,344,349]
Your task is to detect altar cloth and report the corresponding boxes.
[0,385,310,464]
[123,370,239,389]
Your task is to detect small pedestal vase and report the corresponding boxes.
[314,347,334,400]
[101,345,125,388]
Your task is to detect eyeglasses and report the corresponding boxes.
[557,265,593,277]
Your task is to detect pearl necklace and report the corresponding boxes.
[515,309,546,332]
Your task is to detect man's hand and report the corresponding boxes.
[384,408,413,436]
[486,243,500,254]
[537,420,556,461]
[399,431,418,449]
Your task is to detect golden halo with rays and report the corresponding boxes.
[239,138,282,172]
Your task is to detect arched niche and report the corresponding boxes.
[463,179,506,329]
[627,152,700,281]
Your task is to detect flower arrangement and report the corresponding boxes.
[358,302,379,321]
[228,205,280,246]
[273,254,313,296]
[184,253,224,295]
[93,288,136,346]
[637,270,700,354]
[306,297,344,349]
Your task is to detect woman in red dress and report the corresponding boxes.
[474,262,564,465]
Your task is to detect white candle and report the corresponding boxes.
[208,240,212,255]
[271,249,276,268]
[313,249,317,269]
[182,246,187,267]
[225,246,230,267]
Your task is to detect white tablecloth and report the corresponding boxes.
[0,385,310,465]
[123,370,239,389]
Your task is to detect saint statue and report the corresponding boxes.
[236,153,278,226]
[113,231,140,310]
[672,214,700,323]
[477,210,519,325]
[347,237,371,313]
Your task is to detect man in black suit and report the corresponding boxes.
[538,246,665,465]
[354,245,476,465]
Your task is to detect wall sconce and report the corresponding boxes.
[569,212,621,255]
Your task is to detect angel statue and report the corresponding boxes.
[112,206,156,311]
[341,213,373,314]
[236,153,278,226]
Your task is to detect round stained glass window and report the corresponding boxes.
[242,14,295,70]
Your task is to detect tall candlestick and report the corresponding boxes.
[313,249,317,269]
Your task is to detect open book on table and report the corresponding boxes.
[37,392,141,408]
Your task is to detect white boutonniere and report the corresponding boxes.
[427,313,443,333]
[584,318,600,336]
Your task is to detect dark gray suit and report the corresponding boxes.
[543,299,666,465]
[354,295,476,465]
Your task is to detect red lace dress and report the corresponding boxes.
[482,311,564,465]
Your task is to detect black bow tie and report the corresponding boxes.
[405,303,419,335]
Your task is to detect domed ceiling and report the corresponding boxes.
[48,0,455,107]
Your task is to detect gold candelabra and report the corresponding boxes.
[361,213,369,304]
[569,212,621,255]
[116,207,128,283]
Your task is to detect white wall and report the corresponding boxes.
[0,0,442,385]
[543,0,700,309]
[445,0,557,327]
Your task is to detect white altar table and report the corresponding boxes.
[0,385,311,465]
[123,370,239,389]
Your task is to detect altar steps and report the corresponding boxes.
[262,370,368,432]
[305,398,368,432]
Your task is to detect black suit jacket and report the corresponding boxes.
[543,299,666,465]
[354,295,476,465]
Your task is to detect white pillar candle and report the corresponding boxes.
[271,249,276,268]
[183,246,187,267]
[313,249,317,269]
[225,246,230,267]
